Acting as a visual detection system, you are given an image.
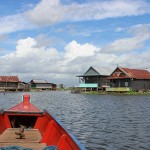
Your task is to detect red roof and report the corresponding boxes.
[108,67,150,79]
[122,68,150,79]
[7,94,42,113]
[0,76,20,82]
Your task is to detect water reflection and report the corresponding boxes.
[0,91,150,150]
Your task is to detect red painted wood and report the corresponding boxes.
[23,94,30,106]
[40,120,54,143]
[34,116,49,135]
[4,114,11,128]
[7,94,42,113]
[58,134,74,150]
[0,114,7,134]
[1,94,81,150]
[41,120,62,145]
[40,113,80,149]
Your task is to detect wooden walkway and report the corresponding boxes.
[0,128,46,150]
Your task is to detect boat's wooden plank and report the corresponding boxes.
[0,143,46,150]
[0,128,46,150]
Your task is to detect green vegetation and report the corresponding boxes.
[123,91,150,95]
[81,91,150,95]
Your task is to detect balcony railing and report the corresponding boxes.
[106,87,131,92]
[79,83,98,88]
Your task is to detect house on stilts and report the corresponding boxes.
[0,76,26,91]
[76,66,115,91]
[106,66,150,92]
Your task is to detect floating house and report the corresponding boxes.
[106,66,150,92]
[0,76,23,91]
[30,79,56,90]
[77,66,115,91]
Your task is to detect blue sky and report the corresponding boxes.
[0,0,150,86]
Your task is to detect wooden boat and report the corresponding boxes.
[0,94,86,150]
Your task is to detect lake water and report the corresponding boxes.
[0,91,150,150]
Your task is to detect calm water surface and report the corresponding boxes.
[0,91,150,150]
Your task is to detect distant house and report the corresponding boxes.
[20,82,31,91]
[77,66,115,91]
[106,66,150,92]
[30,79,56,90]
[0,76,22,91]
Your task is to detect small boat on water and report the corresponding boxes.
[0,94,85,150]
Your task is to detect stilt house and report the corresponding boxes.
[77,66,115,91]
[30,79,56,90]
[0,76,21,91]
[106,66,150,92]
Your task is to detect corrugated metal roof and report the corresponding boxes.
[122,67,150,79]
[0,76,20,82]
[108,67,150,79]
[0,77,2,82]
[30,79,48,83]
[92,66,115,76]
[77,66,116,77]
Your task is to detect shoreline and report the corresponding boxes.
[81,91,150,96]
[0,89,150,96]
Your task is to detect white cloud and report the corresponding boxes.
[0,0,150,34]
[34,34,65,48]
[1,37,61,73]
[26,0,65,26]
[0,14,35,34]
[115,27,125,32]
[64,40,99,61]
[101,24,150,53]
[0,37,102,85]
[0,35,149,86]
[26,0,150,26]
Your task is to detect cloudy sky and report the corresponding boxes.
[0,0,150,86]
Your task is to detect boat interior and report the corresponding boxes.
[0,111,80,150]
[9,115,38,128]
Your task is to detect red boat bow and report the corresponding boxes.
[6,94,42,113]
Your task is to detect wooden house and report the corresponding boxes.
[77,66,115,91]
[30,79,56,90]
[0,76,22,91]
[106,66,150,92]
